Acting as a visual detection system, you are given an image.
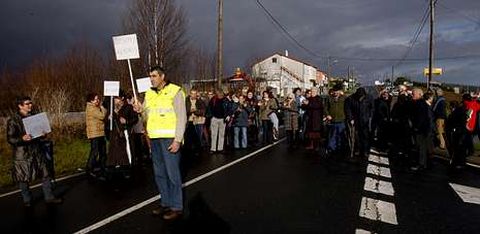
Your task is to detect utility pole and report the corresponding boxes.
[327,56,332,79]
[427,0,435,90]
[216,0,224,89]
[154,2,159,66]
[347,66,351,90]
[391,66,394,81]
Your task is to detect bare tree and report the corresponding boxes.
[187,47,216,91]
[124,0,189,83]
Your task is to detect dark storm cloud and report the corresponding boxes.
[1,0,480,85]
[0,0,128,67]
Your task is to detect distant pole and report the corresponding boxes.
[347,66,351,90]
[391,66,394,81]
[216,0,224,89]
[428,0,435,90]
[327,56,331,78]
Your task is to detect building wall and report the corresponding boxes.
[252,54,317,96]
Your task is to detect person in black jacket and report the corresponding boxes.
[7,96,62,206]
[446,100,468,168]
[390,88,414,156]
[372,90,391,150]
[345,87,374,158]
[208,90,228,153]
[410,89,434,171]
[106,91,139,178]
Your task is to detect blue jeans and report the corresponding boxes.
[194,124,205,147]
[150,138,183,211]
[262,120,273,144]
[234,126,247,149]
[19,178,54,203]
[87,137,106,172]
[328,122,346,151]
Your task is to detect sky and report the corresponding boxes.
[1,0,480,85]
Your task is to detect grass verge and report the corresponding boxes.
[0,122,90,190]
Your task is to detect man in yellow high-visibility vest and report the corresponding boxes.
[133,66,186,220]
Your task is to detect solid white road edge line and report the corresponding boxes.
[0,172,85,198]
[73,139,285,234]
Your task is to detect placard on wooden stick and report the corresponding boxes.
[104,81,120,97]
[112,34,140,101]
[104,81,120,130]
[113,34,140,60]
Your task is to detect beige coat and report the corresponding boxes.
[259,98,278,120]
[86,102,107,139]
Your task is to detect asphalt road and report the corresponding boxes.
[1,140,480,233]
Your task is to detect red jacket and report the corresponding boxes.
[464,100,480,132]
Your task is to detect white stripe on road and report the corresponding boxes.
[364,177,395,196]
[367,164,392,179]
[450,183,480,205]
[357,149,398,231]
[74,139,285,234]
[359,197,398,225]
[0,172,85,198]
[370,149,387,156]
[355,228,372,234]
[368,154,389,166]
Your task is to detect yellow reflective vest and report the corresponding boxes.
[144,83,183,139]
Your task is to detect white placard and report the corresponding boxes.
[113,34,140,60]
[22,112,51,139]
[136,77,152,93]
[104,81,120,97]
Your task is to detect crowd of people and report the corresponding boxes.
[6,64,479,220]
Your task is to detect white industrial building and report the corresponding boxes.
[251,52,324,96]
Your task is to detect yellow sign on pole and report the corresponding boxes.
[424,68,443,76]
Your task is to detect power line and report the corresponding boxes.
[437,2,480,27]
[255,0,322,58]
[395,3,430,67]
[335,54,480,62]
[254,0,480,63]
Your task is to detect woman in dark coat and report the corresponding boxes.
[283,94,299,148]
[302,88,324,150]
[106,93,138,175]
[246,91,259,145]
[7,96,61,206]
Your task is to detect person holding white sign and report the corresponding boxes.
[133,66,187,220]
[106,91,138,178]
[6,96,62,207]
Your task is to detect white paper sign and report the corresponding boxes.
[104,81,120,97]
[22,112,51,139]
[136,77,152,93]
[113,34,140,60]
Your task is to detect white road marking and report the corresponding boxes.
[368,154,389,166]
[367,164,392,178]
[73,139,285,234]
[359,197,398,225]
[364,177,394,196]
[357,149,398,231]
[0,172,85,198]
[370,149,387,156]
[355,228,372,234]
[450,183,480,205]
